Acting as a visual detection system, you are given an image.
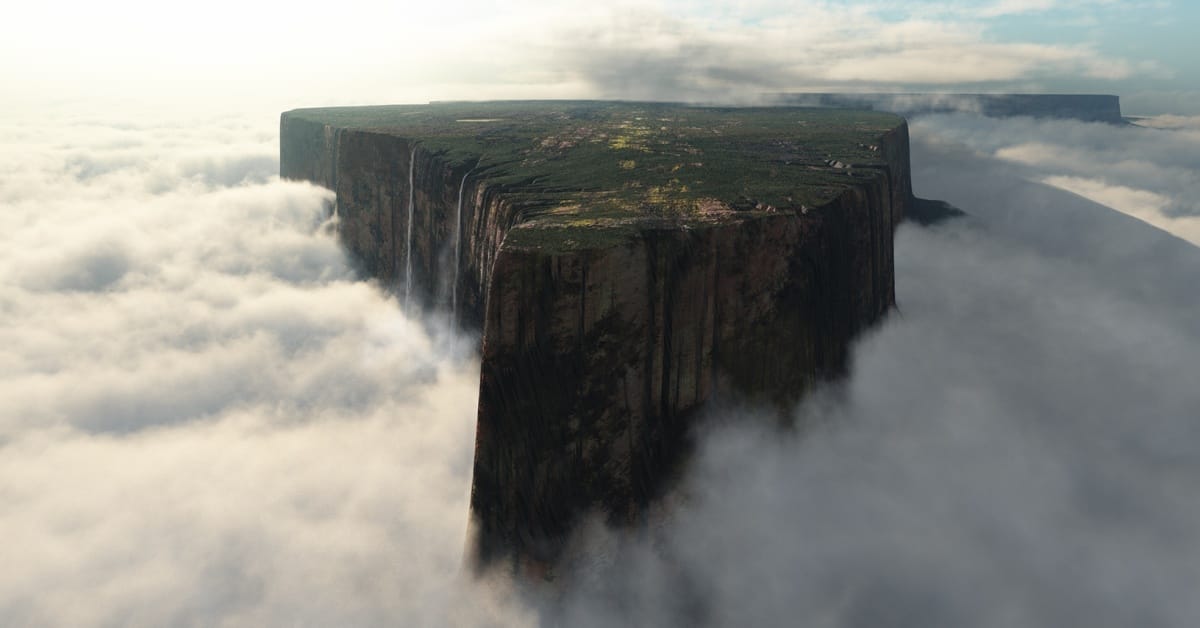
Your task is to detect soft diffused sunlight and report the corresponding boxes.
[3,1,1194,108]
[4,0,1200,625]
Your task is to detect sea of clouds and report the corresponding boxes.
[2,103,1198,626]
[0,107,534,626]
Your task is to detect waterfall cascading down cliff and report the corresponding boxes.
[279,102,914,574]
[452,169,474,324]
[404,146,417,307]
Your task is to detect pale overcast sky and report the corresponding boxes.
[2,0,1196,113]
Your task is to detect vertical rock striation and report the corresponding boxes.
[280,102,913,573]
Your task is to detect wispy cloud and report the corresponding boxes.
[0,0,1176,107]
[979,0,1059,17]
[541,6,1148,101]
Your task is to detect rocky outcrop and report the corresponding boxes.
[279,102,913,574]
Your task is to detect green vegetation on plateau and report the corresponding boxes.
[286,101,902,251]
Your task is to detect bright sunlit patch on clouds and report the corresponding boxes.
[1039,175,1200,246]
[1133,114,1200,131]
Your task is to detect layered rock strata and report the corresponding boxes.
[280,102,913,572]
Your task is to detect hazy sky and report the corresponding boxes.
[3,0,1197,112]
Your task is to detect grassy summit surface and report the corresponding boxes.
[286,101,903,251]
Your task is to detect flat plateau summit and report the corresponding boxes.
[281,101,912,573]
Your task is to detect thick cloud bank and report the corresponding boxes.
[0,110,531,626]
[2,106,1198,627]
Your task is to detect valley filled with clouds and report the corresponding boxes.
[3,101,1198,626]
[2,0,1198,624]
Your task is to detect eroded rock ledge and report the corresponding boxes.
[280,101,913,573]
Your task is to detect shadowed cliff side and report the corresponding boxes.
[279,101,913,574]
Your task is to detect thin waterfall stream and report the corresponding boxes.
[403,146,417,307]
[451,169,474,325]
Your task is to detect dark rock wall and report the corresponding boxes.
[279,116,340,189]
[280,112,913,572]
[469,158,904,570]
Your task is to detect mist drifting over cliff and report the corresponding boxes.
[3,97,1199,627]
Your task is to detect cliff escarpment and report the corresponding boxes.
[279,102,913,573]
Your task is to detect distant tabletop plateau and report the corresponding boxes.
[278,96,1116,575]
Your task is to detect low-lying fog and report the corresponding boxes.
[2,105,1197,626]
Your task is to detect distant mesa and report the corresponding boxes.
[280,101,915,574]
[774,93,1125,124]
[909,197,966,226]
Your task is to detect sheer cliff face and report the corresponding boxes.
[279,102,912,572]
